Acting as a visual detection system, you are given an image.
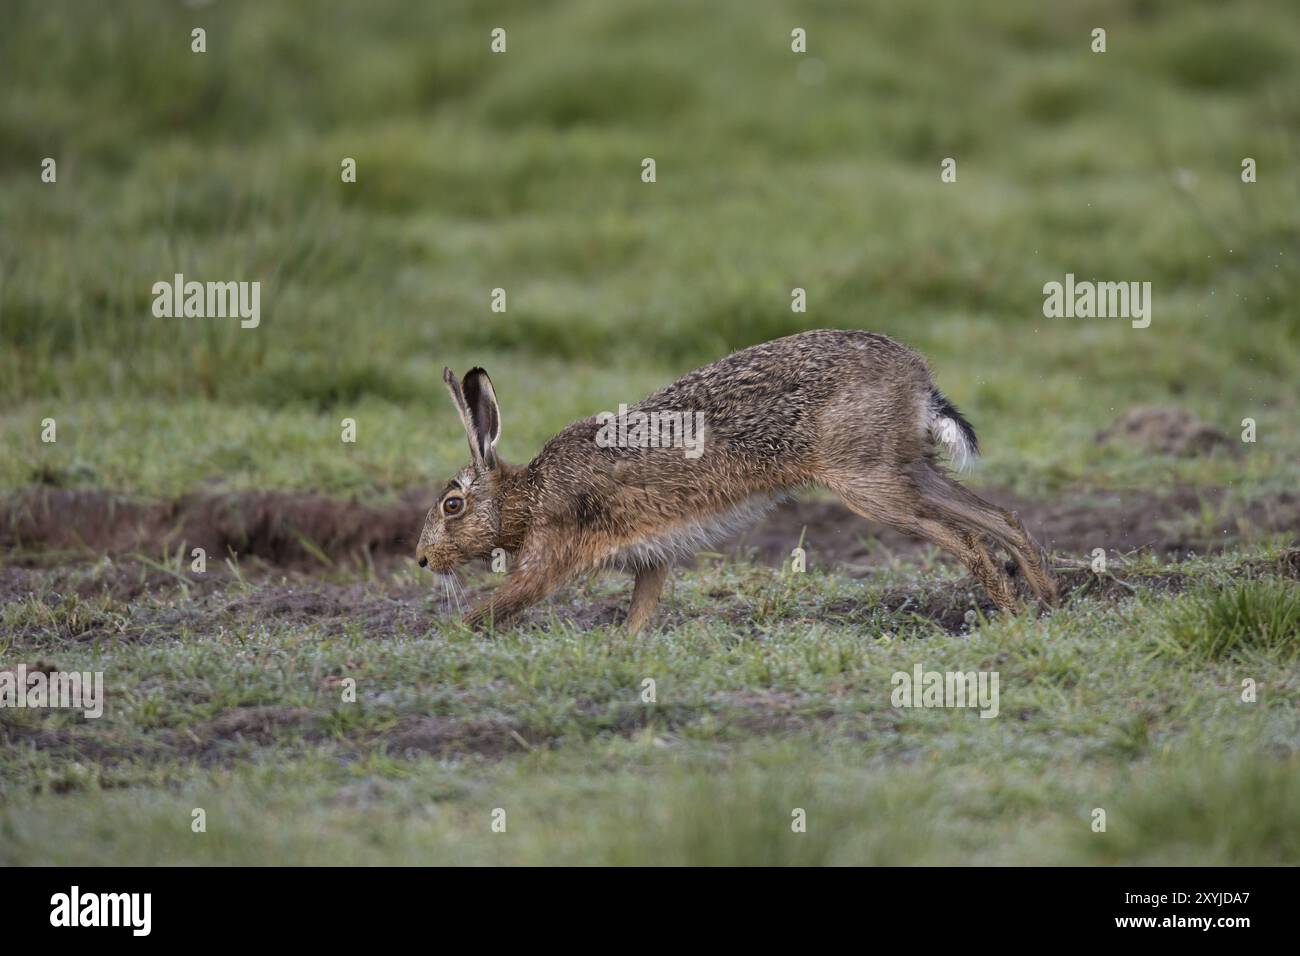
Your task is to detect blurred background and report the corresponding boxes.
[2,0,1297,499]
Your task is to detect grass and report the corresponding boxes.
[1161,579,1300,662]
[1,0,1298,497]
[2,550,1298,864]
[2,0,1299,864]
[7,748,1298,866]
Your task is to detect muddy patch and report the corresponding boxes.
[222,584,433,632]
[200,706,316,742]
[5,485,1297,575]
[0,557,440,644]
[1,487,428,570]
[724,487,1300,569]
[381,715,529,759]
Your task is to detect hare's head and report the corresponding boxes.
[417,367,508,573]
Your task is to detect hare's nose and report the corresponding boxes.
[418,557,428,568]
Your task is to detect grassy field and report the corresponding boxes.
[3,549,1299,864]
[2,0,1299,864]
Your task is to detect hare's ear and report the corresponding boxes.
[443,366,500,470]
[461,368,501,469]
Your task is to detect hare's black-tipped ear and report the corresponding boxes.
[460,367,501,470]
[443,366,481,467]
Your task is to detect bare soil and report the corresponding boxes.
[731,486,1300,568]
[4,485,1296,572]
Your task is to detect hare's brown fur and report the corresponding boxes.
[419,330,1058,632]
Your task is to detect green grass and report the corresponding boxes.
[2,550,1298,864]
[1,0,1298,497]
[7,746,1298,866]
[1161,579,1300,662]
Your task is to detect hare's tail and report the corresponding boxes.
[925,386,979,472]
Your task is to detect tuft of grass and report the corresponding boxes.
[1160,579,1300,662]
[2,592,130,642]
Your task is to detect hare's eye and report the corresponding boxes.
[442,495,465,517]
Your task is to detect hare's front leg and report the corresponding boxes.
[464,555,568,631]
[626,562,669,635]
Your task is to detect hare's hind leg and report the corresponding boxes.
[934,525,1022,613]
[626,561,669,635]
[826,471,1023,615]
[907,464,1059,608]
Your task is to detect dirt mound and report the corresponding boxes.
[1096,406,1236,457]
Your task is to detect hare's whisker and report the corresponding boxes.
[451,572,466,617]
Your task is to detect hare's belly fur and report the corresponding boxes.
[611,494,782,570]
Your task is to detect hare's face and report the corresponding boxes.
[417,465,502,572]
[421,365,506,572]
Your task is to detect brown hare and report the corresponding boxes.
[417,329,1058,633]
